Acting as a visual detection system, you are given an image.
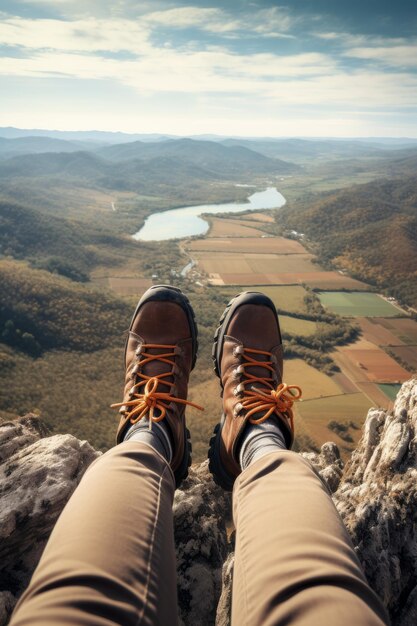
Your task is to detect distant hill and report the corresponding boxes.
[99,137,299,175]
[0,136,91,159]
[220,138,392,162]
[278,175,417,306]
[0,127,174,144]
[0,139,299,195]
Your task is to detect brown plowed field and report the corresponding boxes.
[389,346,417,371]
[356,382,394,408]
[335,345,410,383]
[356,317,404,346]
[243,212,275,222]
[306,275,369,290]
[331,372,360,393]
[107,277,152,296]
[187,237,306,254]
[207,218,264,237]
[375,318,417,344]
[218,271,369,287]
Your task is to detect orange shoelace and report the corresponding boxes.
[111,343,203,427]
[236,347,302,431]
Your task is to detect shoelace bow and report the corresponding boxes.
[236,347,302,431]
[111,343,203,428]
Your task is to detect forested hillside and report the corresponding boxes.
[0,200,130,280]
[277,175,417,306]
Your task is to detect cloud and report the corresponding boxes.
[1,6,416,136]
[145,5,295,37]
[346,45,417,68]
[0,15,151,54]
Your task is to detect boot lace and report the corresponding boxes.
[236,347,302,431]
[111,343,203,427]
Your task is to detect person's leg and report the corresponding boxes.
[209,291,389,626]
[232,450,389,626]
[10,441,178,626]
[11,285,200,626]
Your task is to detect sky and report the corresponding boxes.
[0,0,416,137]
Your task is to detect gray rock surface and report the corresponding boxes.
[0,415,99,625]
[174,461,232,625]
[334,378,417,626]
[1,378,416,625]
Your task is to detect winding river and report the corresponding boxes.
[133,187,286,241]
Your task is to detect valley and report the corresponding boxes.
[0,132,416,462]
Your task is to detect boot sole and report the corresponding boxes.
[127,284,198,488]
[208,291,280,491]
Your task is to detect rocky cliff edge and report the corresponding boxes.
[0,378,416,625]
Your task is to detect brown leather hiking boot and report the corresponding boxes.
[208,291,302,490]
[111,285,202,487]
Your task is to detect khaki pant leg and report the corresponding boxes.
[232,451,389,626]
[10,442,178,626]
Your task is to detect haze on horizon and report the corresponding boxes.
[0,0,416,138]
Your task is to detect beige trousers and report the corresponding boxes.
[10,443,389,626]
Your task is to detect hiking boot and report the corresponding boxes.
[111,285,201,487]
[208,291,301,490]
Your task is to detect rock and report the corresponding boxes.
[301,440,344,493]
[174,461,232,625]
[0,415,99,626]
[334,378,417,625]
[1,378,417,625]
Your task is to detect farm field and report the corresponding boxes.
[318,291,404,317]
[378,383,402,402]
[388,346,417,371]
[284,359,342,399]
[375,318,417,344]
[207,217,265,237]
[356,317,403,346]
[216,270,368,288]
[194,251,320,275]
[215,285,310,313]
[187,237,306,254]
[296,392,372,455]
[92,275,152,297]
[333,342,410,383]
[242,212,275,222]
[280,315,317,336]
[356,382,398,406]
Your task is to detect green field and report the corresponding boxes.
[318,291,403,317]
[280,315,317,337]
[377,383,402,402]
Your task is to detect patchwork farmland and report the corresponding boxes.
[182,212,416,458]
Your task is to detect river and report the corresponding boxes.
[133,187,286,241]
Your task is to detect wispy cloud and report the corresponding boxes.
[345,44,417,68]
[1,3,416,136]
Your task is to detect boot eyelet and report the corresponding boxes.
[135,345,143,356]
[233,346,243,357]
[129,386,136,396]
[233,402,243,416]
